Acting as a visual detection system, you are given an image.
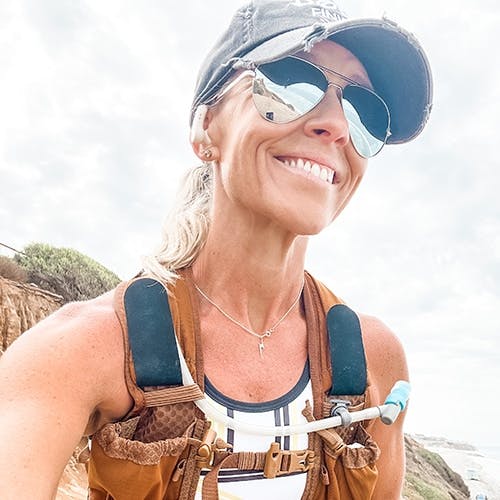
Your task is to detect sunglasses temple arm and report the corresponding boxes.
[212,70,254,102]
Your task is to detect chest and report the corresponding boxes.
[199,311,308,402]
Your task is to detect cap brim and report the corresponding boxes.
[241,19,433,144]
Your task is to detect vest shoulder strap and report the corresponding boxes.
[124,274,366,396]
[124,277,183,387]
[307,274,367,396]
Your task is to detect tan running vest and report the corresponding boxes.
[87,270,381,499]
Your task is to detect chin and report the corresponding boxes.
[282,216,332,236]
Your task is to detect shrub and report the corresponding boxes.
[0,256,28,282]
[14,243,121,302]
[405,473,450,500]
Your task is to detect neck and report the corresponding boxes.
[191,214,307,334]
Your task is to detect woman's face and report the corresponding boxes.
[205,40,372,236]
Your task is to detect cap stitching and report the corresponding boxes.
[288,0,347,22]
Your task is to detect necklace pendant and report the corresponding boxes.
[259,340,265,358]
[193,279,304,361]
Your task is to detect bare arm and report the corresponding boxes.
[0,294,132,499]
[360,315,409,500]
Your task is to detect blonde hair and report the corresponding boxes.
[141,163,213,284]
[142,73,248,284]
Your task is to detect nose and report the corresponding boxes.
[302,85,350,147]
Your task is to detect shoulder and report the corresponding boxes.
[309,275,405,369]
[50,288,118,326]
[0,287,130,424]
[358,314,406,366]
[307,274,407,374]
[358,313,408,404]
[1,287,124,379]
[14,289,122,355]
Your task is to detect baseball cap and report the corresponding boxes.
[191,0,433,145]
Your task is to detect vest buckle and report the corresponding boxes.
[195,427,232,469]
[263,442,316,479]
[195,428,218,468]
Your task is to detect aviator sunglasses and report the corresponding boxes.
[251,56,391,158]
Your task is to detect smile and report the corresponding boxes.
[277,157,335,184]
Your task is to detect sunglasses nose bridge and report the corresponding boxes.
[326,81,343,103]
[320,82,346,121]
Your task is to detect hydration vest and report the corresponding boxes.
[87,269,380,499]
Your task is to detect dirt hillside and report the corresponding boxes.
[0,276,62,353]
[404,435,470,499]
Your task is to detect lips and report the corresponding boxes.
[276,156,336,184]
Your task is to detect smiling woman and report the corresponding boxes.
[0,1,432,499]
[183,40,369,238]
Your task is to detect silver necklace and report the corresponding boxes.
[193,280,304,358]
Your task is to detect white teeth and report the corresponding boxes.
[281,158,335,184]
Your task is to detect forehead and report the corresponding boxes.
[295,39,371,87]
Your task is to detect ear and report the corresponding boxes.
[190,105,210,144]
[190,105,220,162]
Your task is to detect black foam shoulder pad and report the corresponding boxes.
[327,304,367,396]
[124,278,182,387]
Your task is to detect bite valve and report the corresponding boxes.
[380,381,411,425]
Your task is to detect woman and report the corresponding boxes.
[0,1,432,499]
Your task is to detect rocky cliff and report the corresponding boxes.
[0,276,62,353]
[0,277,472,499]
[404,435,470,499]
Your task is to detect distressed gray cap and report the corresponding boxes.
[191,0,433,144]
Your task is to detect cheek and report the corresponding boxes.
[345,144,369,178]
[212,87,291,146]
[211,105,251,156]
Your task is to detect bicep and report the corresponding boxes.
[369,403,406,499]
[360,315,409,499]
[0,306,119,498]
[0,392,88,498]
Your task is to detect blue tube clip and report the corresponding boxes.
[384,381,411,411]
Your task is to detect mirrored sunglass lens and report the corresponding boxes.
[342,86,389,158]
[253,58,328,123]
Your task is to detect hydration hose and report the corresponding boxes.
[178,344,410,436]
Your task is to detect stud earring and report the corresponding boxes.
[203,148,213,160]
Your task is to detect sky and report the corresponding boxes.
[1,0,499,450]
